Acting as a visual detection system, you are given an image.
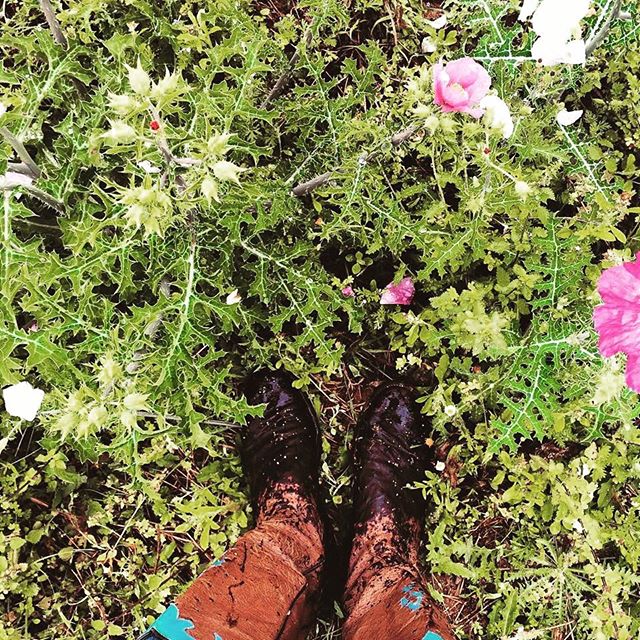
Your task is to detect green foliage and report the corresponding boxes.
[1,0,639,638]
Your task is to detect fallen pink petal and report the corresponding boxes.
[433,57,491,118]
[380,277,415,306]
[593,253,640,392]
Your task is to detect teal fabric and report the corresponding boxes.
[422,632,444,640]
[400,584,425,612]
[150,604,195,640]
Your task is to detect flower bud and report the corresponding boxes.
[213,160,245,184]
[151,69,180,100]
[108,93,138,115]
[207,132,233,156]
[102,120,136,145]
[201,175,219,204]
[127,59,151,95]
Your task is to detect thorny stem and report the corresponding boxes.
[585,0,624,56]
[39,0,68,48]
[0,127,41,179]
[291,123,421,197]
[261,28,314,109]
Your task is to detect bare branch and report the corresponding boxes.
[291,122,422,197]
[39,0,68,48]
[291,171,334,197]
[261,28,314,109]
[7,162,35,176]
[21,185,65,214]
[391,124,418,147]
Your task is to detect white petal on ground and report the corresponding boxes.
[3,382,45,421]
[435,461,446,472]
[225,289,242,305]
[531,0,591,43]
[426,15,447,29]
[421,37,437,54]
[556,108,584,126]
[532,36,586,66]
[137,160,161,174]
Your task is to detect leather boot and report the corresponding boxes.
[241,370,322,511]
[352,382,428,542]
[343,382,455,640]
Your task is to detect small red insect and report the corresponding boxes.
[149,120,160,131]
[483,146,491,155]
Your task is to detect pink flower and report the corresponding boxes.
[342,285,355,298]
[380,277,415,306]
[433,58,491,118]
[593,254,640,392]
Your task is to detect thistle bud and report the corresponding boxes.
[213,160,245,184]
[126,58,151,95]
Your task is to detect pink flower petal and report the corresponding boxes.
[597,254,640,305]
[594,304,640,358]
[342,285,355,298]
[626,354,640,393]
[380,277,415,306]
[432,57,491,116]
[593,254,640,394]
[440,83,471,108]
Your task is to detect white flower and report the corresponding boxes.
[532,37,586,66]
[519,0,540,22]
[426,14,447,29]
[572,519,584,533]
[226,289,242,305]
[526,0,590,66]
[137,160,161,174]
[480,95,514,139]
[556,108,583,126]
[421,37,437,54]
[3,382,45,421]
[531,0,590,43]
[435,461,446,472]
[126,58,151,95]
[0,171,34,189]
[0,102,6,118]
[444,404,457,417]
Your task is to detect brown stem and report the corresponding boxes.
[291,122,421,197]
[261,28,314,109]
[291,171,334,197]
[39,0,68,48]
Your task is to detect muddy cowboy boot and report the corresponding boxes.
[342,382,456,640]
[138,370,327,640]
